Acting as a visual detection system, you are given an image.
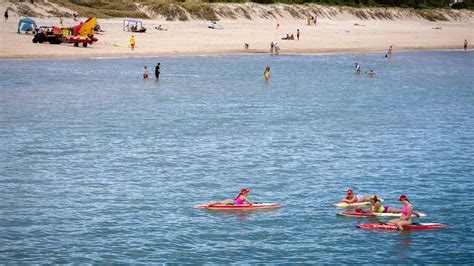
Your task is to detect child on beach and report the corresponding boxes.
[130,35,135,50]
[270,42,274,55]
[143,66,149,79]
[264,66,270,81]
[464,39,468,51]
[204,188,253,208]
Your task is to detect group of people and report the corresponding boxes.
[306,15,317,26]
[354,63,375,77]
[202,187,421,231]
[128,25,146,33]
[342,189,420,230]
[143,63,161,80]
[270,42,280,55]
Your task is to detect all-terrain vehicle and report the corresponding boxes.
[32,26,61,44]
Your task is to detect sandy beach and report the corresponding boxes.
[0,4,473,59]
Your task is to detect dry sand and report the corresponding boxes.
[1,9,473,59]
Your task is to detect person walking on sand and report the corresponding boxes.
[155,63,160,80]
[4,9,8,22]
[297,29,300,41]
[264,66,270,81]
[143,66,149,79]
[386,45,392,59]
[130,35,136,50]
[270,42,274,55]
[464,39,468,51]
[275,42,280,55]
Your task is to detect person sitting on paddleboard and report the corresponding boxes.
[388,194,415,230]
[204,188,254,208]
[343,189,370,204]
[370,194,421,217]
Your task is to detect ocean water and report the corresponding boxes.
[0,51,473,263]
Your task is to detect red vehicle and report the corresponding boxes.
[32,17,98,47]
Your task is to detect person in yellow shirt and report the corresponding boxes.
[130,35,135,50]
[264,66,270,81]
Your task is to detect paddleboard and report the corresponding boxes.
[357,222,447,230]
[333,198,383,207]
[337,211,426,218]
[195,203,281,210]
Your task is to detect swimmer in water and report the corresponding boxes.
[355,63,361,74]
[143,66,149,79]
[264,66,270,81]
[367,70,375,77]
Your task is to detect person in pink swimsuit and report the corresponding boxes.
[388,194,414,230]
[342,189,370,204]
[204,188,253,208]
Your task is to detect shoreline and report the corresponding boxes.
[0,46,467,60]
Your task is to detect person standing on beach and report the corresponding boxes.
[270,42,274,55]
[130,35,135,50]
[155,63,160,80]
[264,66,270,81]
[464,39,468,51]
[313,15,317,26]
[59,16,63,25]
[275,42,280,55]
[4,9,8,22]
[386,45,392,59]
[143,66,149,79]
[297,29,300,41]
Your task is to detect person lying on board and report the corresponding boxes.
[204,188,253,208]
[370,194,421,217]
[342,189,370,204]
[388,195,415,230]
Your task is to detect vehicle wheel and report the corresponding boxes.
[74,43,79,47]
[39,40,43,43]
[32,38,38,43]
[83,42,87,48]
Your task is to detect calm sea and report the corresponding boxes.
[0,51,473,263]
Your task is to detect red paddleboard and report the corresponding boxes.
[338,211,427,218]
[357,222,447,230]
[195,203,282,210]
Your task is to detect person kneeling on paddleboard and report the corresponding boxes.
[370,194,421,217]
[388,195,415,230]
[343,189,370,204]
[204,188,254,208]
